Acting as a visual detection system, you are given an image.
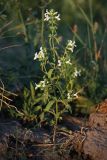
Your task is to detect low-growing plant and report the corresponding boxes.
[33,9,82,141]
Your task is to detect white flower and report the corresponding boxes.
[66,40,76,52]
[44,9,50,21]
[44,9,60,21]
[66,59,72,65]
[35,80,46,90]
[58,60,61,66]
[34,47,45,61]
[44,15,50,21]
[67,93,71,99]
[73,68,81,77]
[44,9,51,21]
[67,90,78,100]
[41,80,46,88]
[67,90,73,99]
[38,47,45,59]
[35,83,40,90]
[55,14,60,21]
[34,52,38,60]
[73,93,78,98]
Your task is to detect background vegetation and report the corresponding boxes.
[0,0,107,118]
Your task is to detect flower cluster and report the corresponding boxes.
[58,58,72,67]
[35,79,48,90]
[44,9,60,37]
[44,9,60,21]
[34,47,46,61]
[66,40,76,53]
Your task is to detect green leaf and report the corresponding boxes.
[61,100,70,108]
[47,69,53,79]
[23,88,29,98]
[30,82,35,100]
[44,100,55,112]
[40,113,44,122]
[33,97,41,104]
[43,89,49,104]
[34,106,42,112]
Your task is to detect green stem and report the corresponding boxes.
[18,6,28,43]
[41,8,45,47]
[87,24,93,61]
[53,101,58,144]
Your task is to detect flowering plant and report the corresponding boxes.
[33,9,82,134]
